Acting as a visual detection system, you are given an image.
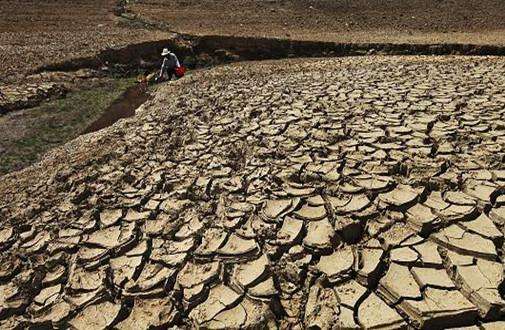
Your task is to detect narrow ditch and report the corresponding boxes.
[81,83,149,135]
[34,35,505,76]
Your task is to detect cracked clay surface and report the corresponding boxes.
[1,56,505,329]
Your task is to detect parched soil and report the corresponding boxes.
[1,56,504,329]
[131,0,505,44]
[2,1,505,328]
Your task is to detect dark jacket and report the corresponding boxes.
[159,53,180,77]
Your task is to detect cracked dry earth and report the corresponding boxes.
[1,56,505,329]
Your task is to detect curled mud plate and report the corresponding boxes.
[1,56,505,329]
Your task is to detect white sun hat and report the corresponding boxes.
[161,48,170,56]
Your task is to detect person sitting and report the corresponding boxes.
[157,48,181,82]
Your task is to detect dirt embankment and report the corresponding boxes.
[32,34,505,77]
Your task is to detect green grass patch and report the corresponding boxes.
[0,78,136,175]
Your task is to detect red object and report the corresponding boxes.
[175,66,186,78]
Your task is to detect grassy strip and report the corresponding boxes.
[0,78,136,175]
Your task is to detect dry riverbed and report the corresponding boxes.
[1,56,504,329]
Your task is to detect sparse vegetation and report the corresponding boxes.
[0,78,136,175]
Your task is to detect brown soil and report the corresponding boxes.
[0,56,504,328]
[0,0,164,82]
[131,0,505,44]
[82,83,149,134]
[0,0,505,329]
[2,2,505,328]
[2,0,505,84]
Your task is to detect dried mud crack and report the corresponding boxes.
[1,56,505,329]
